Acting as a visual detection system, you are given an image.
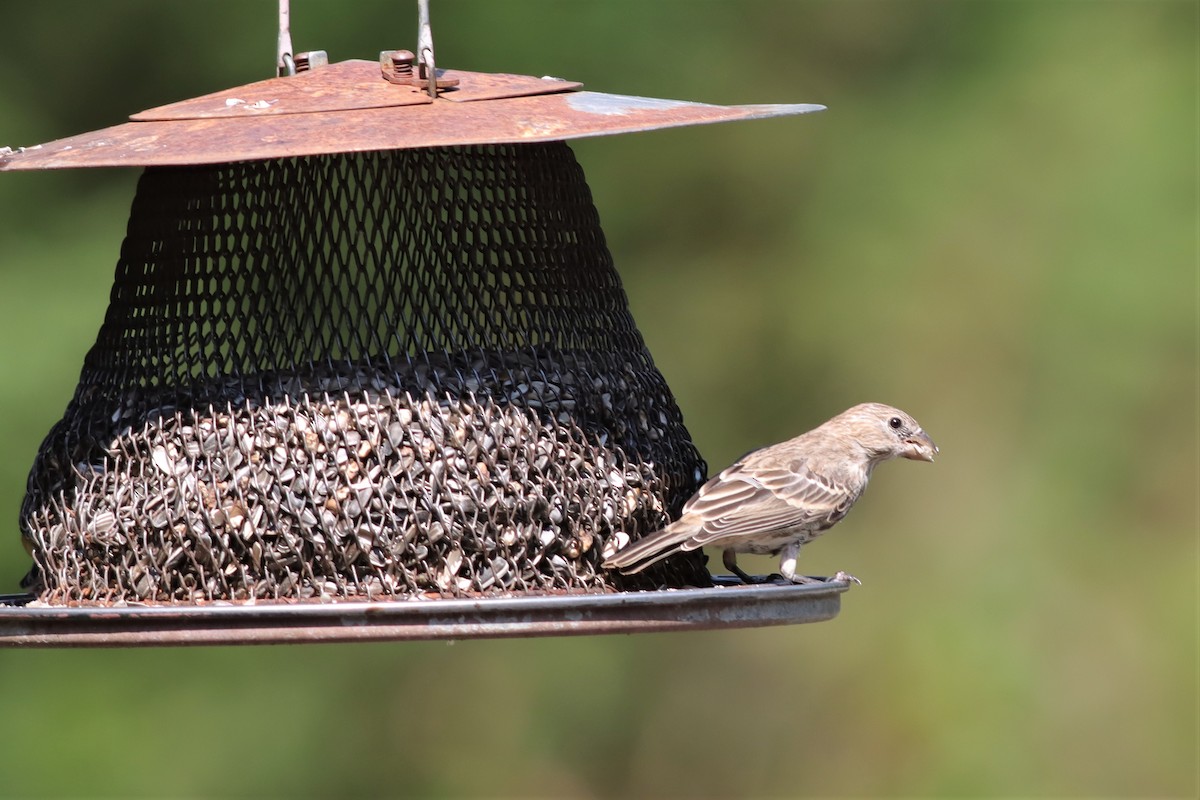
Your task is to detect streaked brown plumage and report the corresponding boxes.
[603,402,937,583]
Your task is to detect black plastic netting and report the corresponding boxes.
[19,142,710,604]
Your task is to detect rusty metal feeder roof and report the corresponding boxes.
[0,58,823,170]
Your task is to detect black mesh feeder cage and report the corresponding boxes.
[0,3,849,646]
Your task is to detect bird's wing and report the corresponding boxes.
[682,460,855,545]
[604,458,860,572]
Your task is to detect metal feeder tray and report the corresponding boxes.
[0,578,851,647]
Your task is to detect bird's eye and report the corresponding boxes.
[888,417,903,430]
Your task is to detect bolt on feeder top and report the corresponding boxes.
[0,12,847,648]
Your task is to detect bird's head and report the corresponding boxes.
[835,402,938,464]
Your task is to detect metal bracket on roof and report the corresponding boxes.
[381,49,460,92]
[379,0,457,96]
[276,0,328,76]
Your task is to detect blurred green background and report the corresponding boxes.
[0,1,1194,797]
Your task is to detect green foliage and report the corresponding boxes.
[0,1,1194,796]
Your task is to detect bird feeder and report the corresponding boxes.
[0,3,848,646]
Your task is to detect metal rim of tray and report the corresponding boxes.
[0,577,851,647]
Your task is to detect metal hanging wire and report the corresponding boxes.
[417,0,438,97]
[279,0,437,94]
[277,0,295,76]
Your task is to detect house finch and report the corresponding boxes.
[604,402,937,584]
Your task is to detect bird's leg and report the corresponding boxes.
[722,549,766,584]
[778,542,821,584]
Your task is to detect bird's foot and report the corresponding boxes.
[722,550,772,584]
[773,571,860,585]
[727,565,773,585]
[782,573,825,585]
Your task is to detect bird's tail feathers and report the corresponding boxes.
[602,519,699,574]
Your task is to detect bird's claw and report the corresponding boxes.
[725,571,860,586]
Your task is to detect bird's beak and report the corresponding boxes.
[902,430,938,462]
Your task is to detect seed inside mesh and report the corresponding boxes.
[24,353,709,603]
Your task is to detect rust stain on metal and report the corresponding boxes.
[131,60,434,120]
[438,70,582,103]
[0,59,820,171]
[130,60,578,122]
